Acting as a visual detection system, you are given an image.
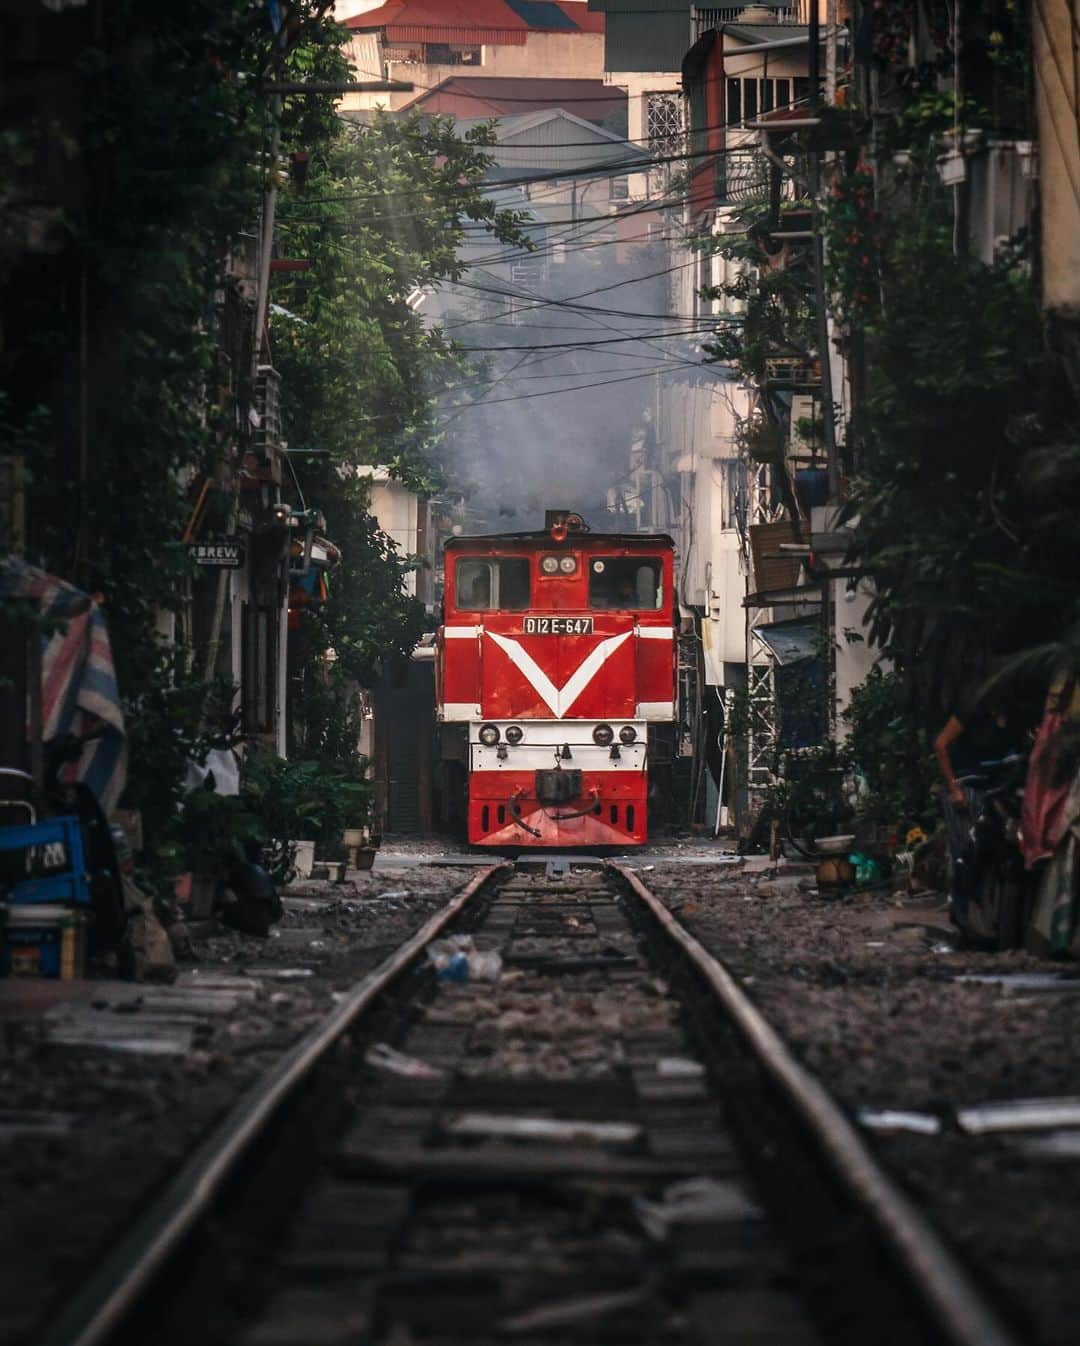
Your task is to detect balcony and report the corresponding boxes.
[691,4,802,40]
[763,357,818,390]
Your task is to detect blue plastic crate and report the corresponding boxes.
[0,816,91,906]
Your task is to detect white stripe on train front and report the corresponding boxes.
[485,629,632,719]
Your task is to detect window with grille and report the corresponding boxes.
[646,92,683,148]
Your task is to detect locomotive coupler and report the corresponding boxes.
[535,766,582,805]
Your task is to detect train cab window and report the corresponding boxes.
[588,557,663,610]
[455,557,530,610]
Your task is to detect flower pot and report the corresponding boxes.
[936,147,966,186]
[1014,140,1038,180]
[353,847,377,872]
[746,422,784,463]
[342,828,367,848]
[291,839,315,879]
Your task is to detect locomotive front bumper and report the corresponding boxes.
[468,720,647,775]
[466,722,648,846]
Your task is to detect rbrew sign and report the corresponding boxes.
[190,540,245,569]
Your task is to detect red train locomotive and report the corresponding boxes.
[435,512,676,848]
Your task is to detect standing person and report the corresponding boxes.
[933,693,1020,930]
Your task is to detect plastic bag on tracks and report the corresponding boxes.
[426,934,502,983]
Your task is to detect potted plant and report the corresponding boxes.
[744,419,784,464]
[241,753,376,882]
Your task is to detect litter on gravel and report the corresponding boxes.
[635,1176,762,1239]
[858,1109,942,1136]
[443,1113,641,1145]
[364,1042,445,1080]
[957,1098,1080,1135]
[656,1056,706,1078]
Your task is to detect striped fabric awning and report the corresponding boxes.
[1,557,128,815]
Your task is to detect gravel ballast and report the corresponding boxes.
[641,860,1080,1346]
[0,860,480,1346]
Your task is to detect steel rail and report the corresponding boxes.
[611,863,1020,1346]
[42,863,506,1346]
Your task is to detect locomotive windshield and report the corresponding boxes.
[588,557,663,610]
[455,557,530,610]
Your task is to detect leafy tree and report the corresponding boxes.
[273,109,529,486]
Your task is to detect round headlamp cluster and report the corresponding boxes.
[592,724,614,746]
[618,725,638,745]
[540,554,577,575]
[478,724,500,746]
[505,725,524,745]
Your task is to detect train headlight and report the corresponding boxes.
[618,725,638,745]
[540,555,559,575]
[592,724,614,746]
[505,725,524,745]
[558,555,576,574]
[478,724,500,746]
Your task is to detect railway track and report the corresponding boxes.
[41,861,1019,1346]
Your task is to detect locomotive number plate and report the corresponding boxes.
[523,617,594,635]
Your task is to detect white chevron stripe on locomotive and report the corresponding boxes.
[485,629,632,719]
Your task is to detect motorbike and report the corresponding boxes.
[950,753,1028,951]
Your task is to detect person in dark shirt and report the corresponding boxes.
[934,694,1021,917]
[934,695,1018,812]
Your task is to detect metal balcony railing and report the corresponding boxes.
[691,5,802,39]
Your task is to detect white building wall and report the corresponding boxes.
[356,466,420,598]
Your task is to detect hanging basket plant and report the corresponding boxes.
[745,419,785,464]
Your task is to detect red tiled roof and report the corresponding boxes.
[412,76,623,122]
[346,0,602,42]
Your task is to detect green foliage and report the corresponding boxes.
[842,668,938,827]
[3,2,523,864]
[124,667,237,850]
[241,752,373,882]
[821,163,879,330]
[273,109,530,486]
[174,785,265,875]
[290,476,426,691]
[837,142,1071,712]
[701,252,817,381]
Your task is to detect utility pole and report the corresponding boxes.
[825,0,837,106]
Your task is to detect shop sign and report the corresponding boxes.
[190,540,245,569]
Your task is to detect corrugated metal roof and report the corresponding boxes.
[412,76,625,124]
[723,22,809,42]
[504,0,579,29]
